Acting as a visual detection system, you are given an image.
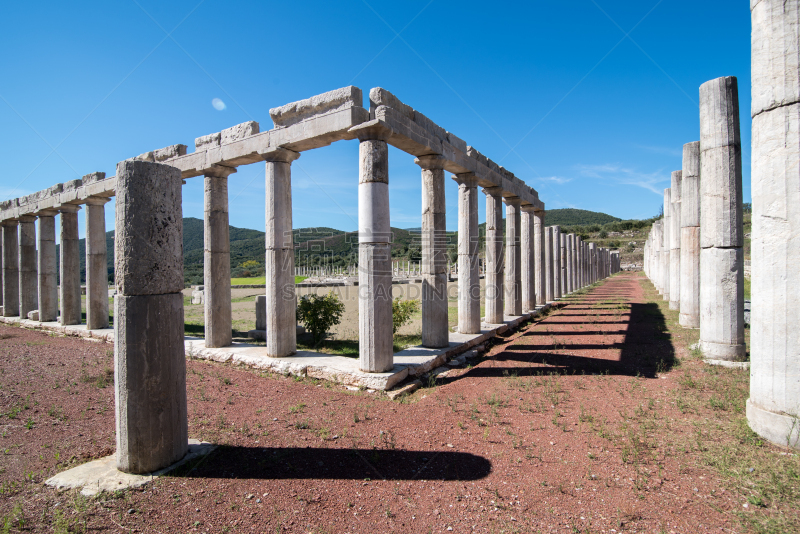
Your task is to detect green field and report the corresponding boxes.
[230,276,307,285]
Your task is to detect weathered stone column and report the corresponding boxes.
[680,141,701,328]
[85,197,110,330]
[575,237,582,288]
[484,187,505,323]
[545,227,554,302]
[588,243,596,284]
[0,231,3,312]
[37,210,58,322]
[534,208,545,306]
[699,76,746,361]
[417,155,449,348]
[521,205,536,312]
[748,0,800,448]
[504,196,522,316]
[264,148,300,359]
[566,234,574,294]
[204,165,236,348]
[356,130,393,372]
[661,188,671,302]
[551,226,561,299]
[59,206,82,325]
[560,233,567,295]
[18,215,38,319]
[669,171,682,310]
[114,159,187,474]
[454,173,481,333]
[2,221,19,317]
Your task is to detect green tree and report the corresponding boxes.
[392,298,420,334]
[297,291,345,346]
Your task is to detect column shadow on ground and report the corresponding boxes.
[172,446,492,481]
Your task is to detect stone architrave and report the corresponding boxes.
[748,0,800,448]
[699,76,746,361]
[416,155,449,348]
[2,221,19,317]
[37,210,59,323]
[521,205,536,312]
[114,159,187,475]
[264,148,301,359]
[669,171,682,310]
[504,196,522,316]
[454,173,480,333]
[484,187,505,324]
[85,197,110,330]
[534,209,545,306]
[680,141,701,329]
[18,215,38,319]
[59,206,82,325]
[356,127,393,372]
[204,165,236,348]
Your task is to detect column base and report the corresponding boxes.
[678,313,699,329]
[668,300,680,310]
[699,339,746,361]
[747,399,800,449]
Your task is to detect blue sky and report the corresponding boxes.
[0,1,751,237]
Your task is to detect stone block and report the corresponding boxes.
[386,379,422,400]
[700,246,745,360]
[82,172,106,185]
[255,294,266,331]
[195,132,221,149]
[115,293,188,474]
[221,121,259,144]
[446,131,467,153]
[27,310,38,321]
[271,86,362,128]
[115,160,184,296]
[369,87,414,120]
[751,0,800,117]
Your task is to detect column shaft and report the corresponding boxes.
[85,198,109,330]
[455,174,480,334]
[534,210,545,306]
[551,226,561,299]
[264,149,300,358]
[37,212,58,322]
[680,141,701,328]
[545,227,554,302]
[521,206,535,312]
[669,171,682,310]
[18,216,37,319]
[59,207,82,325]
[504,197,522,316]
[484,187,504,323]
[204,168,235,348]
[2,222,19,316]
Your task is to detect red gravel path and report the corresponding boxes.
[0,273,745,533]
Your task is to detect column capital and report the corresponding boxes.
[482,186,503,198]
[503,195,522,206]
[18,215,36,223]
[58,204,81,214]
[520,203,536,213]
[203,164,237,178]
[414,154,447,171]
[261,147,300,164]
[351,121,393,142]
[36,209,59,217]
[85,196,111,206]
[452,172,478,187]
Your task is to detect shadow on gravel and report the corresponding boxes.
[172,446,492,481]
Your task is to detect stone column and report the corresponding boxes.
[0,231,3,312]
[680,141,701,328]
[588,243,596,284]
[37,210,58,323]
[504,196,522,316]
[748,0,800,448]
[699,76,745,361]
[455,174,480,333]
[560,233,567,295]
[59,206,82,325]
[534,208,545,306]
[2,221,19,317]
[669,171,682,310]
[566,234,574,294]
[18,215,38,319]
[484,187,505,324]
[575,237,582,288]
[661,188,671,302]
[85,197,110,330]
[114,159,187,475]
[264,148,301,359]
[551,226,561,299]
[416,155,449,348]
[356,130,393,372]
[544,227,554,302]
[204,165,236,348]
[520,205,536,312]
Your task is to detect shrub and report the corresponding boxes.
[392,298,420,334]
[598,230,608,239]
[297,291,345,345]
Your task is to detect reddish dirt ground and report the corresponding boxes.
[0,273,760,532]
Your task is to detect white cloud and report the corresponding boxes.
[539,176,572,185]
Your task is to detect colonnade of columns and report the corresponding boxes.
[0,177,111,329]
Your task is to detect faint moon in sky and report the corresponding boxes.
[212,98,226,111]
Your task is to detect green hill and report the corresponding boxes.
[543,208,620,227]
